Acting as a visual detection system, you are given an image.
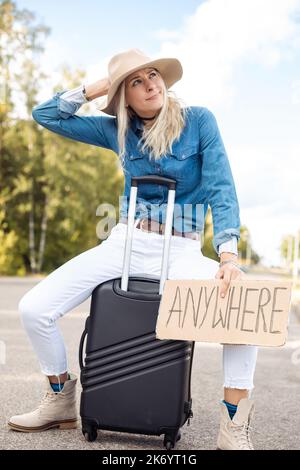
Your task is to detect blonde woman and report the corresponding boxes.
[8,49,257,450]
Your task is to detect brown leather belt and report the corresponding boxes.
[119,217,200,240]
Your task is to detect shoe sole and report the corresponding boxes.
[7,419,78,433]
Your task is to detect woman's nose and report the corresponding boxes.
[144,79,154,91]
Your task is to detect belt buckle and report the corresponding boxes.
[140,219,175,236]
[160,222,176,236]
[142,219,163,235]
[140,218,147,232]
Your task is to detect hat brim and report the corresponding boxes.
[97,57,183,116]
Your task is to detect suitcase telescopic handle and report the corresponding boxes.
[131,175,176,190]
[121,175,177,295]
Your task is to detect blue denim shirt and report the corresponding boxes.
[32,91,240,254]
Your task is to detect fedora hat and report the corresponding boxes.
[97,48,183,116]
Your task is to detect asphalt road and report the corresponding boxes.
[0,274,300,450]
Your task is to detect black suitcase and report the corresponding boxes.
[79,175,195,450]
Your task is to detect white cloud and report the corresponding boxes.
[156,0,300,108]
[227,143,299,266]
[150,0,300,266]
[241,207,299,266]
[152,29,182,41]
[229,144,300,213]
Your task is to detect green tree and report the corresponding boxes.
[0,0,49,273]
[0,1,124,275]
[281,232,299,268]
[202,207,260,264]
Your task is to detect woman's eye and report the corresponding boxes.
[132,72,157,86]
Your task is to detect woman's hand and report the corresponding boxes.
[84,77,111,101]
[215,254,244,298]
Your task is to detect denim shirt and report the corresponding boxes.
[31,90,240,254]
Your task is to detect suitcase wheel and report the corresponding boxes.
[163,430,181,450]
[82,427,98,442]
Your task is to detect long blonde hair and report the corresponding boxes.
[112,73,190,170]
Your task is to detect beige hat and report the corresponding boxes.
[98,48,183,116]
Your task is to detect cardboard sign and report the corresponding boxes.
[156,279,293,346]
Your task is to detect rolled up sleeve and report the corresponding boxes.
[32,90,112,149]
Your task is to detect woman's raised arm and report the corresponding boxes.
[31,78,115,150]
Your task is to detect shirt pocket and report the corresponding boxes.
[169,145,200,180]
[125,152,146,175]
[171,144,199,160]
[128,152,144,161]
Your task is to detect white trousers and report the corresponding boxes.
[18,222,258,389]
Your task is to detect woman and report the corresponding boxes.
[8,49,257,450]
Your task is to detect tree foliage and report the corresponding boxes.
[0,0,123,274]
[0,1,258,274]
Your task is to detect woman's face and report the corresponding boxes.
[125,67,164,118]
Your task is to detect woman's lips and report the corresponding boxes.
[146,93,160,100]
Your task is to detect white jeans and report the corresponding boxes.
[18,222,258,390]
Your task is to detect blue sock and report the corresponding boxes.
[223,400,238,420]
[50,382,65,393]
[50,374,70,393]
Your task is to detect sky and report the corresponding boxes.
[16,0,300,266]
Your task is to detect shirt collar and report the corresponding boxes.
[130,114,144,134]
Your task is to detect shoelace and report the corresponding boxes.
[38,392,60,416]
[232,422,254,450]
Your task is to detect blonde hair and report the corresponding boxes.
[112,72,190,170]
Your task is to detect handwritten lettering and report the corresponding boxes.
[164,284,287,335]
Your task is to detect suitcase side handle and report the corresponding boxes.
[79,317,89,369]
[79,329,86,369]
[121,174,177,295]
